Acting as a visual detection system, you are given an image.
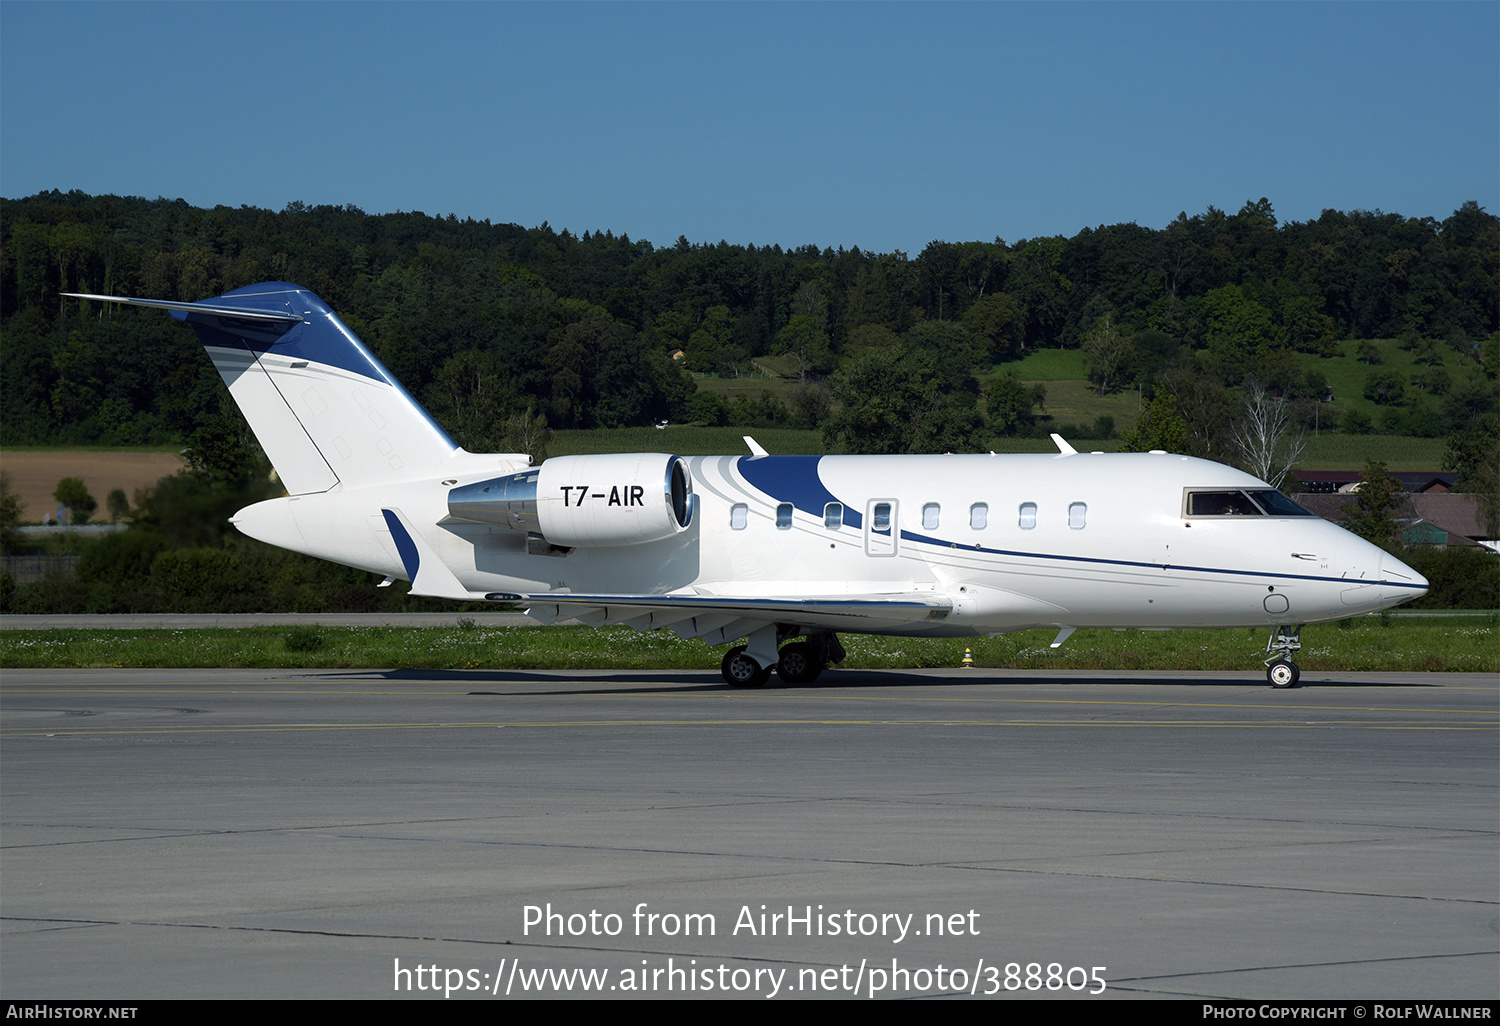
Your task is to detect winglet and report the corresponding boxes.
[1050,433,1077,456]
[744,435,768,457]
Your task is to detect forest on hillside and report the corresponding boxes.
[2,190,1496,460]
[3,191,1497,614]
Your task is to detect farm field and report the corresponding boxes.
[0,450,187,523]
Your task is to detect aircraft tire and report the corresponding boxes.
[721,646,769,688]
[1267,660,1300,689]
[776,642,824,685]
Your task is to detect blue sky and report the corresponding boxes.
[2,1,1495,254]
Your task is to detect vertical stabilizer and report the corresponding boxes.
[67,283,459,493]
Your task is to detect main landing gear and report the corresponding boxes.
[1263,625,1303,688]
[721,632,846,687]
[721,646,774,688]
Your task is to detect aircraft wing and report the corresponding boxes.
[509,591,952,645]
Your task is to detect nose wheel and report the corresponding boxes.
[1263,625,1303,688]
[1266,660,1300,688]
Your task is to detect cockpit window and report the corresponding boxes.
[1185,490,1263,517]
[1245,490,1315,516]
[1185,489,1318,518]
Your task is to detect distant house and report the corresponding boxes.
[1292,492,1493,550]
[1391,472,1459,495]
[1292,471,1457,495]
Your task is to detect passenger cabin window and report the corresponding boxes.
[1068,502,1087,530]
[1018,502,1037,529]
[970,503,988,530]
[922,503,940,529]
[824,502,843,529]
[776,502,793,529]
[730,503,748,530]
[872,503,892,531]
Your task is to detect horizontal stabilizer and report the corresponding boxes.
[64,292,304,327]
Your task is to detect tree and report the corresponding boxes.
[1442,414,1500,538]
[1120,390,1189,453]
[106,489,131,524]
[502,405,552,465]
[185,411,267,485]
[1081,316,1133,395]
[986,372,1043,436]
[1,472,25,550]
[1201,284,1284,382]
[822,347,985,454]
[1363,370,1406,405]
[774,315,833,385]
[1231,381,1306,489]
[1339,461,1408,551]
[903,321,987,391]
[686,391,729,426]
[961,292,1024,361]
[53,477,97,524]
[789,384,831,429]
[1157,365,1233,458]
[682,306,743,376]
[424,350,518,450]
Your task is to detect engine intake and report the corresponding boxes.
[448,453,695,547]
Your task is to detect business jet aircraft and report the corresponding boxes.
[66,283,1428,688]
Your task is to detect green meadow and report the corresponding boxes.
[3,615,1493,673]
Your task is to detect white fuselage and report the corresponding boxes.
[231,449,1423,637]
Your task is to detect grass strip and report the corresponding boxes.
[2,616,1494,672]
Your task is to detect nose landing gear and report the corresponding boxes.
[1264,625,1303,688]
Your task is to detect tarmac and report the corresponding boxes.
[1,666,1495,1000]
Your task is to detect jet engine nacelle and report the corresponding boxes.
[448,453,695,547]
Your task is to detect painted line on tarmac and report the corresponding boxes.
[3,717,1492,737]
[3,683,1495,721]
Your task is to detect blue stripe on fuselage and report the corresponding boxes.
[897,529,1425,589]
[734,455,1419,592]
[734,455,863,528]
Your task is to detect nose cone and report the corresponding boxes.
[1379,550,1429,605]
[1336,536,1428,615]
